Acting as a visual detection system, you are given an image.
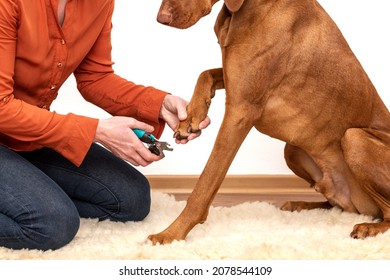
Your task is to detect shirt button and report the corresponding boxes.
[60,39,65,45]
[57,62,63,68]
[50,85,56,90]
[2,96,9,103]
[42,105,47,109]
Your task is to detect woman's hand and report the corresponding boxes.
[94,116,162,167]
[159,95,210,144]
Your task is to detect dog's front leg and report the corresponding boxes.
[174,68,224,139]
[148,104,253,245]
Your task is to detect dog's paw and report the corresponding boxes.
[280,201,305,212]
[174,98,210,140]
[173,118,200,140]
[148,232,179,245]
[280,201,331,212]
[350,222,390,239]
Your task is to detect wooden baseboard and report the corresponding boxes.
[146,174,311,194]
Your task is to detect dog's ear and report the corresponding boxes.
[224,0,245,12]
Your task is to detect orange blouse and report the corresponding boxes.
[0,0,168,166]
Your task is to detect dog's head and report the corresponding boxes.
[157,0,245,29]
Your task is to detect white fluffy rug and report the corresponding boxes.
[1,191,389,260]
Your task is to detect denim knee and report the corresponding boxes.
[25,203,80,251]
[43,209,80,250]
[117,174,151,222]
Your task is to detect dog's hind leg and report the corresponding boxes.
[281,144,332,211]
[284,144,322,186]
[342,128,390,239]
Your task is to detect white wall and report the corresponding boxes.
[51,0,390,175]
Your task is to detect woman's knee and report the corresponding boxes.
[25,203,80,251]
[117,173,151,222]
[0,147,80,251]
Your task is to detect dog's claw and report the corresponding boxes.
[174,130,190,140]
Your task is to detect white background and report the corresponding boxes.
[51,0,390,175]
[2,260,388,279]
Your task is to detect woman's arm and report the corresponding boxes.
[73,1,168,139]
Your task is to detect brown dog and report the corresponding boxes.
[148,0,390,244]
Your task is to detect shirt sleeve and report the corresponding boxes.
[0,1,98,166]
[73,0,169,139]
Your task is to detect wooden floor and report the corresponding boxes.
[170,191,326,208]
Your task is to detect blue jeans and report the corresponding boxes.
[0,144,151,251]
